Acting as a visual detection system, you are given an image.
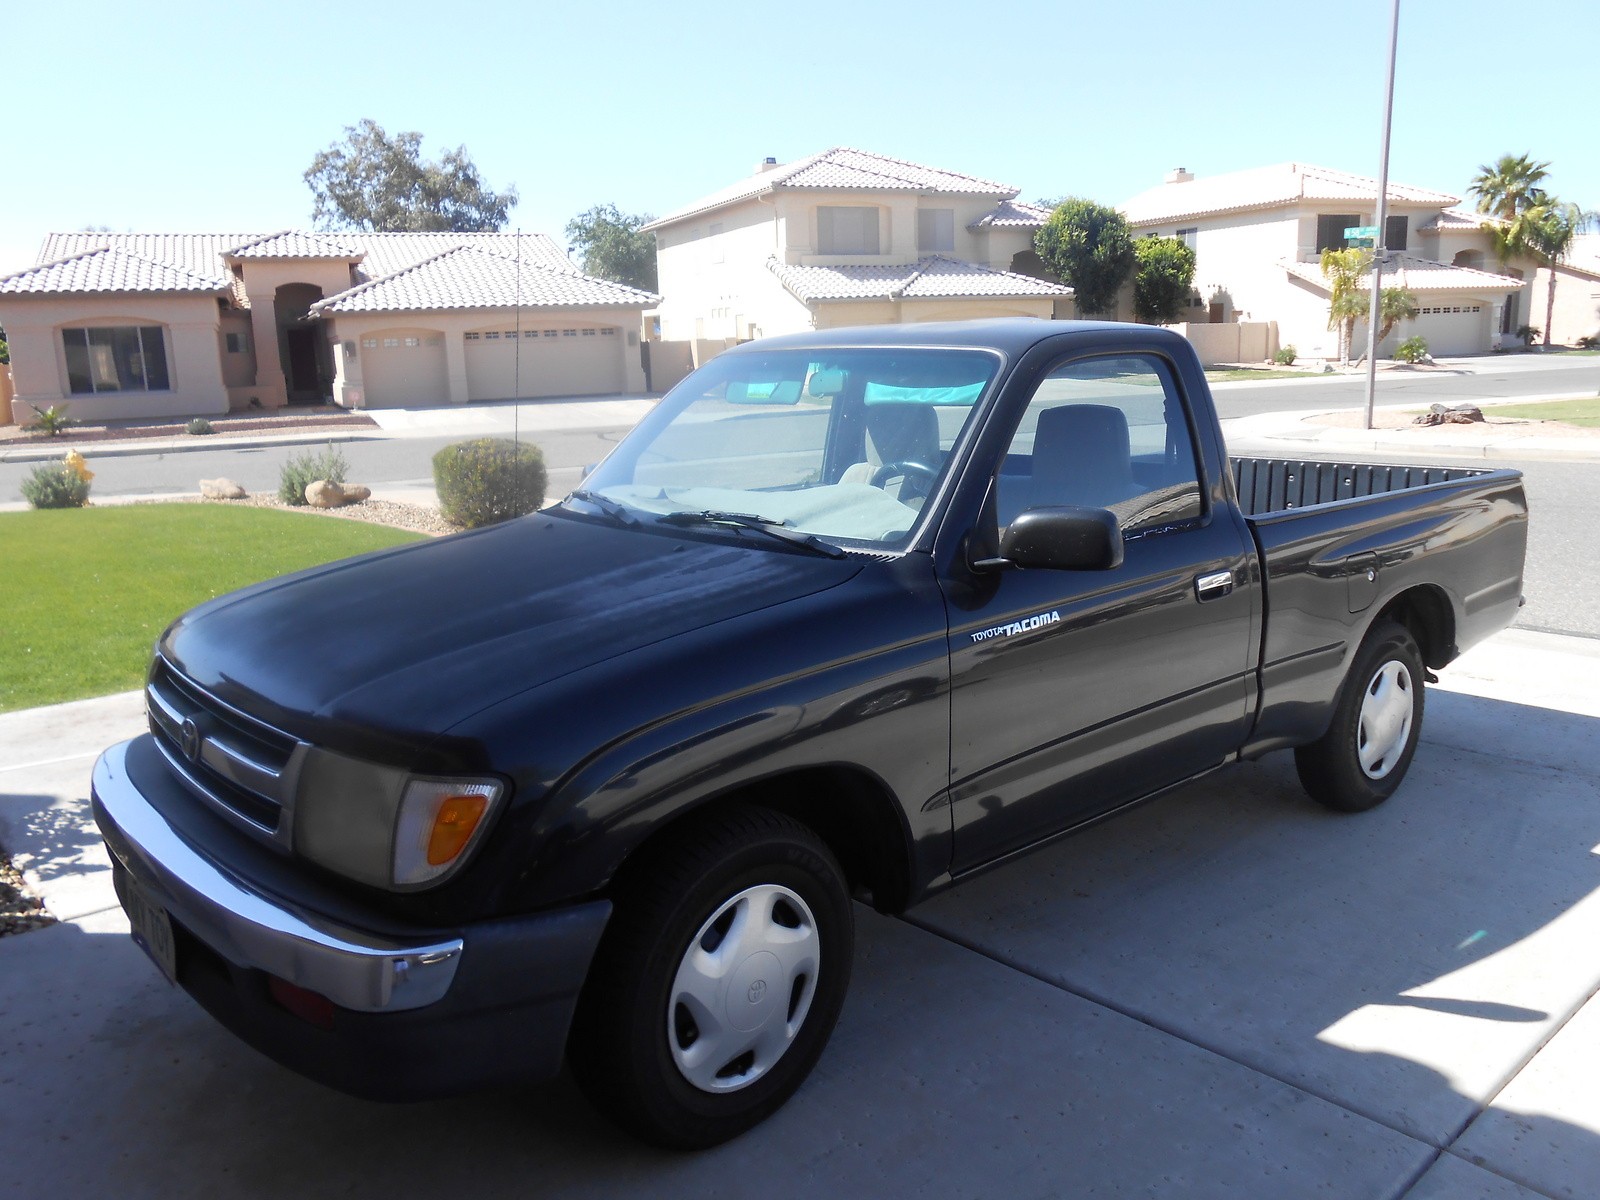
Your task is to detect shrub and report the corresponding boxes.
[1273,346,1297,365]
[432,438,546,529]
[186,418,215,435]
[1577,334,1599,350]
[278,446,349,506]
[1515,324,1541,345]
[24,403,76,437]
[1394,336,1429,364]
[21,461,91,508]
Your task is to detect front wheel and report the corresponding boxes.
[568,806,853,1149]
[1295,619,1426,812]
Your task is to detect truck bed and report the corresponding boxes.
[1231,455,1492,518]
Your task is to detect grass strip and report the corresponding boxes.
[1,504,422,712]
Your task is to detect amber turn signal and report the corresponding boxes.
[427,794,490,865]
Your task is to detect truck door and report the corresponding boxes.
[946,351,1256,872]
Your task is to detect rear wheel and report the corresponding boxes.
[568,805,853,1149]
[1295,619,1426,812]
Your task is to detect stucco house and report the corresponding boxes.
[1120,164,1548,360]
[0,230,659,424]
[645,148,1073,343]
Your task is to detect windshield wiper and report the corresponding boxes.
[567,488,640,526]
[658,510,846,559]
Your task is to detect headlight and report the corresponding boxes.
[295,749,505,889]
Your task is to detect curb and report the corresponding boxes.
[0,430,388,465]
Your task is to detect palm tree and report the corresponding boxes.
[1468,154,1550,221]
[1377,287,1419,345]
[1321,247,1371,363]
[1520,200,1600,347]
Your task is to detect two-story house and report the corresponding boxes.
[1120,164,1534,359]
[0,230,658,424]
[645,148,1073,344]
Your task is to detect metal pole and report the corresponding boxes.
[1364,0,1402,430]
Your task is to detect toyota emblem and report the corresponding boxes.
[180,717,202,762]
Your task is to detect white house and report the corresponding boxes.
[645,148,1073,343]
[1120,164,1536,359]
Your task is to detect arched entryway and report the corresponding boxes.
[275,283,332,404]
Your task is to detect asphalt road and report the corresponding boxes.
[1209,355,1599,417]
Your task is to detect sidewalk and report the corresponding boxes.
[3,628,1598,1198]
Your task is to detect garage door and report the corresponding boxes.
[358,330,448,408]
[465,325,625,400]
[1405,302,1492,357]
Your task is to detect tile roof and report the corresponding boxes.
[1280,252,1527,294]
[26,230,584,310]
[1416,208,1505,235]
[968,199,1053,230]
[224,230,364,259]
[644,148,1018,230]
[0,246,229,294]
[1122,163,1460,225]
[767,255,1072,303]
[312,245,659,313]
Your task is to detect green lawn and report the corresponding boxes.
[0,504,423,713]
[1204,368,1315,383]
[1485,398,1600,428]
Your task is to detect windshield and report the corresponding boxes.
[578,347,999,550]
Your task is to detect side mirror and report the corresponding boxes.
[978,506,1124,572]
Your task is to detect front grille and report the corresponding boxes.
[146,658,307,844]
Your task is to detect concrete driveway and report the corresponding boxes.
[2,629,1597,1199]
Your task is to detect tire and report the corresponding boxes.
[1295,618,1426,812]
[568,805,854,1149]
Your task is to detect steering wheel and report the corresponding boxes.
[870,460,940,500]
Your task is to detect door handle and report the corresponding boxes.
[1195,570,1235,601]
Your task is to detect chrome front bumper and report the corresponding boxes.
[92,738,462,1012]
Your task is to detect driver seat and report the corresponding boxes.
[839,403,941,496]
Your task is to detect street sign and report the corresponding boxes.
[1344,225,1379,240]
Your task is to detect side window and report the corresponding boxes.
[996,354,1204,534]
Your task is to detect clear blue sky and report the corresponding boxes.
[4,0,1594,276]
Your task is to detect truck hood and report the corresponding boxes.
[160,511,862,757]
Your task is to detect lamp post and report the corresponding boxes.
[1363,0,1402,430]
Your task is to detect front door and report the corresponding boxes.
[285,326,323,403]
[946,352,1256,872]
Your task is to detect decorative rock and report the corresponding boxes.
[343,484,371,503]
[200,477,247,500]
[305,480,346,507]
[1413,403,1485,427]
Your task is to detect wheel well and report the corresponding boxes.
[1374,585,1456,668]
[611,767,915,915]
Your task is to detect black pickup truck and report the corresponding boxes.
[92,320,1527,1147]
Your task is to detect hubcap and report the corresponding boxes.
[1357,659,1414,779]
[668,884,820,1093]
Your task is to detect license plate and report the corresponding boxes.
[123,875,177,985]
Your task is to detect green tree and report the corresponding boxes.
[1377,287,1419,345]
[0,325,9,365]
[1033,198,1135,316]
[565,204,658,292]
[1320,247,1372,364]
[1131,236,1197,324]
[304,119,517,233]
[1521,199,1599,346]
[1468,153,1551,220]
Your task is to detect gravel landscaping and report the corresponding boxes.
[1,846,55,938]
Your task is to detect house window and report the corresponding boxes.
[582,328,597,336]
[403,336,420,347]
[1176,227,1198,250]
[1316,213,1362,252]
[818,206,880,254]
[383,337,400,347]
[362,336,380,348]
[917,208,955,252]
[543,330,558,338]
[62,326,170,394]
[485,331,500,339]
[563,329,577,337]
[465,332,480,340]
[1385,214,1408,251]
[225,332,248,353]
[601,327,616,336]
